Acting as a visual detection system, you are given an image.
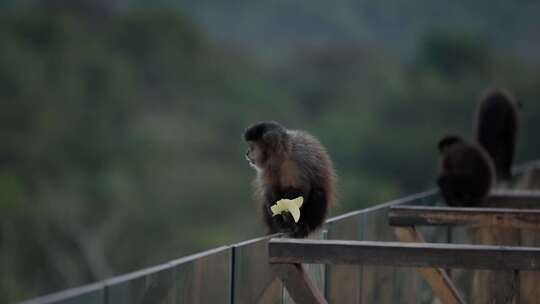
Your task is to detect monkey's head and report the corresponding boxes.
[243,121,291,170]
[438,135,464,153]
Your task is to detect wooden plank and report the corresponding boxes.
[473,269,521,304]
[389,205,540,229]
[395,227,464,304]
[516,167,540,303]
[494,270,519,304]
[271,263,327,304]
[268,238,540,271]
[484,189,540,208]
[472,227,521,304]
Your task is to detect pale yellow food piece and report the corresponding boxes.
[270,196,304,223]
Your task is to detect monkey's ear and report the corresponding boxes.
[263,130,289,152]
[262,130,282,148]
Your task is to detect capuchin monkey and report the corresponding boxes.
[437,135,495,207]
[243,121,336,238]
[475,88,520,181]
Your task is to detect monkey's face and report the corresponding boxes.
[245,141,265,171]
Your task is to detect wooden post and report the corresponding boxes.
[472,226,520,304]
[395,227,465,304]
[271,263,327,304]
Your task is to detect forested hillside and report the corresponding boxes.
[1,2,540,302]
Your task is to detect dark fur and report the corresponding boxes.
[437,135,495,207]
[244,121,336,238]
[474,88,520,181]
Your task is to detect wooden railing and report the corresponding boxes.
[269,239,540,304]
[270,167,540,304]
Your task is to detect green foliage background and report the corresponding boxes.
[1,1,540,302]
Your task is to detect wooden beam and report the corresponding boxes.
[485,190,540,208]
[389,205,540,229]
[395,227,465,304]
[271,263,327,304]
[269,238,540,271]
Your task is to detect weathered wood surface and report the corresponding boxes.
[389,205,540,229]
[395,227,465,304]
[271,263,327,304]
[269,238,540,270]
[470,226,521,304]
[490,270,520,304]
[516,167,540,304]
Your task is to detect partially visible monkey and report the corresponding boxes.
[437,135,495,207]
[243,121,336,238]
[475,88,520,181]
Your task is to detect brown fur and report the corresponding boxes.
[437,135,495,207]
[474,88,520,181]
[244,121,336,238]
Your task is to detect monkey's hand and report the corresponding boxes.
[277,214,309,238]
[273,213,295,233]
[291,224,310,238]
[280,212,295,226]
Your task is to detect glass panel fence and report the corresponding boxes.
[325,213,363,304]
[170,246,231,304]
[19,283,105,304]
[19,189,452,304]
[360,206,399,303]
[232,235,283,304]
[105,246,231,304]
[105,262,175,304]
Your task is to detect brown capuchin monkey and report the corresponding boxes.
[437,135,495,207]
[475,88,520,181]
[243,121,336,238]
